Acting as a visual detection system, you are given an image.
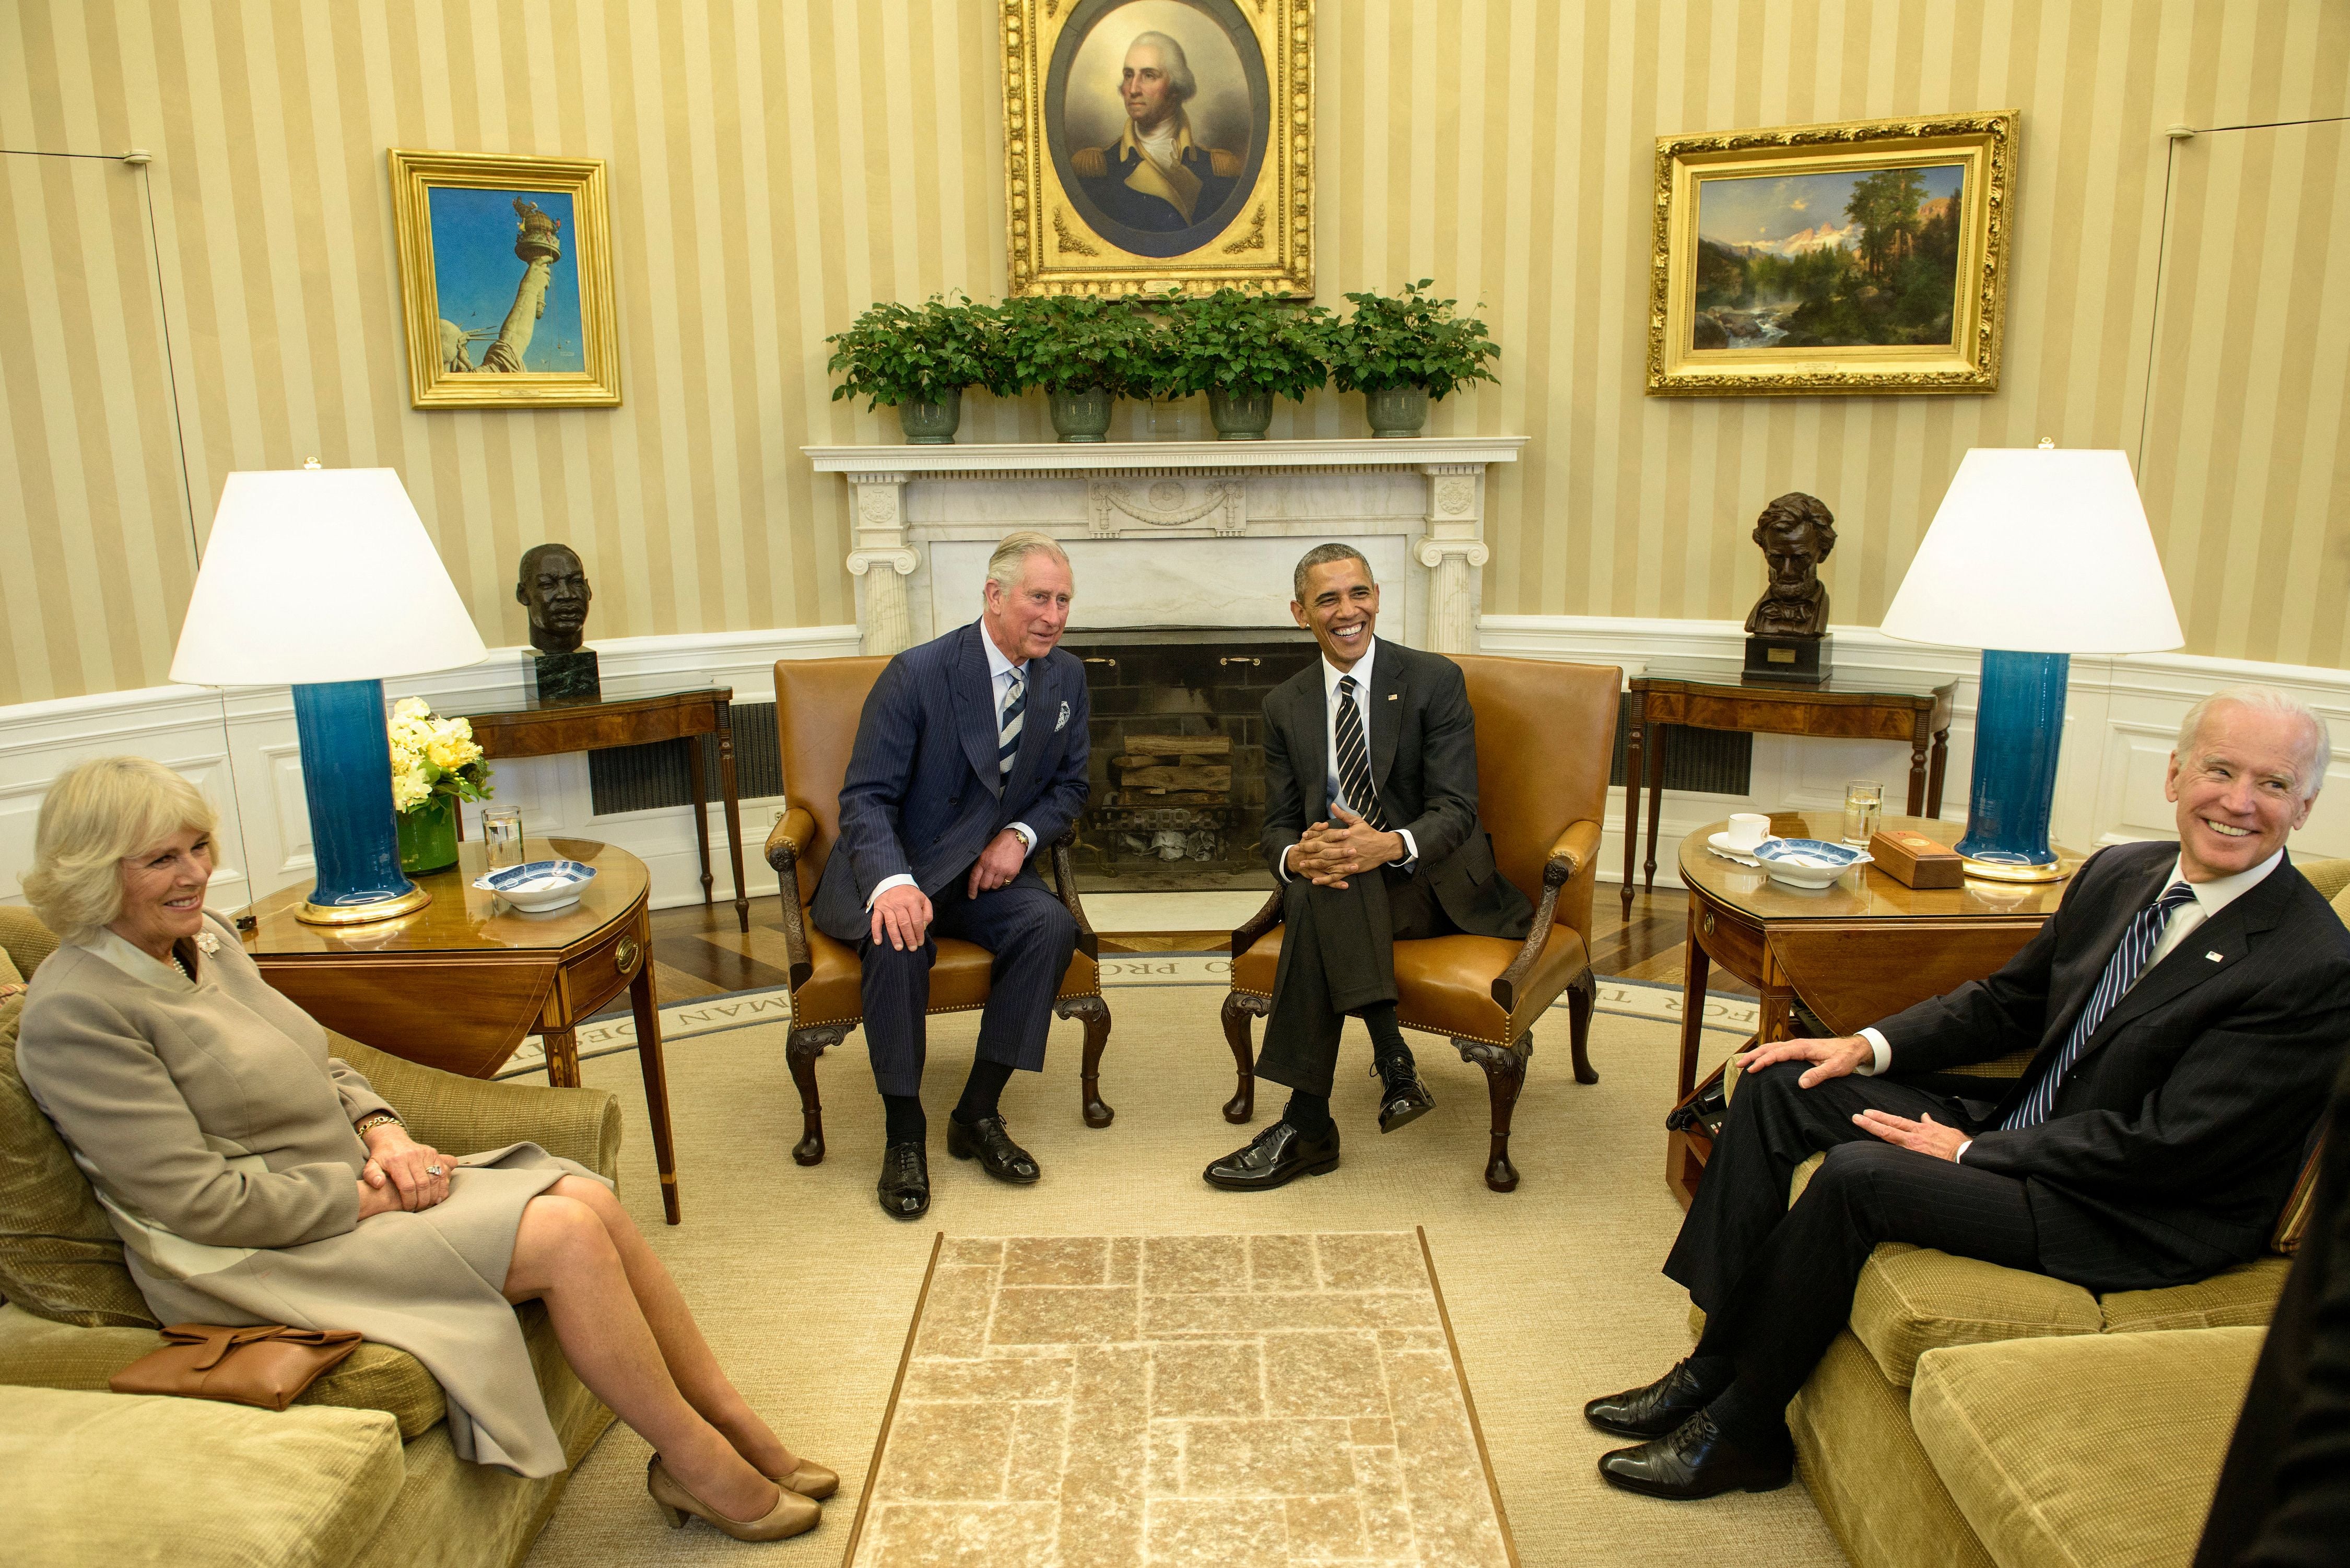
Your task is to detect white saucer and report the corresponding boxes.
[1706,832,1764,866]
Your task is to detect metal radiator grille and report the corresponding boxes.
[1607,710,1754,795]
[587,701,782,816]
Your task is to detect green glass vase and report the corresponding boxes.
[395,796,459,875]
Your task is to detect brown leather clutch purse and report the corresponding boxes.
[109,1323,364,1411]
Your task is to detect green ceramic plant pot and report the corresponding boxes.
[1365,385,1430,438]
[1208,387,1274,440]
[1049,386,1115,443]
[896,389,962,444]
[396,796,459,876]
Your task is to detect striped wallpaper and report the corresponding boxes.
[2,0,2346,708]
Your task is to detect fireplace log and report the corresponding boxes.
[1112,763,1233,790]
[1121,735,1232,757]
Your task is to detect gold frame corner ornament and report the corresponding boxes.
[387,148,624,409]
[1003,0,1313,297]
[1645,110,2019,397]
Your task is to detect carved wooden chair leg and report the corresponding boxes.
[1056,993,1115,1127]
[1220,992,1268,1123]
[1456,1032,1534,1193]
[1566,966,1600,1084]
[785,1023,849,1167]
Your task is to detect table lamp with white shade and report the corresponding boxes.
[171,465,487,924]
[1880,442,2183,880]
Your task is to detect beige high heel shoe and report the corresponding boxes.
[765,1458,840,1501]
[647,1455,821,1541]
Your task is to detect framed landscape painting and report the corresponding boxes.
[388,149,622,408]
[1002,0,1312,296]
[1648,112,2018,396]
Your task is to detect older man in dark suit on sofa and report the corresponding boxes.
[1587,685,2350,1500]
[810,532,1089,1220]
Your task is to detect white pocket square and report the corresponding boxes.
[1056,701,1070,732]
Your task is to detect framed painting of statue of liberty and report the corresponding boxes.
[389,149,622,408]
[1003,0,1311,297]
[1648,112,2018,396]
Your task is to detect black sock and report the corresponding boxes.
[883,1094,926,1147]
[1703,1382,1792,1455]
[953,1059,1015,1125]
[1683,1354,1735,1397]
[1359,1004,1415,1072]
[1282,1089,1335,1137]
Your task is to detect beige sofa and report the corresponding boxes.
[0,907,619,1568]
[1744,857,2348,1568]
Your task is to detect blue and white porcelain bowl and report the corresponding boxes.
[1751,837,1872,890]
[473,859,597,913]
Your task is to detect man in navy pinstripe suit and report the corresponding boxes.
[1587,687,2350,1500]
[811,533,1090,1220]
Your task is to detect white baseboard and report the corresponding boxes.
[8,615,2349,921]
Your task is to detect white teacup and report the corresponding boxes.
[1725,812,1772,852]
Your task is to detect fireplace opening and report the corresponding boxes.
[1067,627,1319,892]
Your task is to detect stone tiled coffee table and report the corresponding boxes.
[843,1232,1517,1567]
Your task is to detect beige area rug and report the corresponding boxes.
[522,987,1840,1567]
[842,1231,1515,1567]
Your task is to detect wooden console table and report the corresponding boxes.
[1622,665,1958,917]
[1667,812,2077,1208]
[242,839,684,1224]
[462,683,749,933]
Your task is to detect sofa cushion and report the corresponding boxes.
[1789,1329,1997,1568]
[2098,1255,2289,1334]
[1850,1243,2103,1389]
[0,992,159,1328]
[0,1383,404,1568]
[1912,1326,2263,1568]
[0,906,60,982]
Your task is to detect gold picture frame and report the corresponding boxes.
[1648,111,2018,396]
[1002,0,1312,297]
[388,149,621,409]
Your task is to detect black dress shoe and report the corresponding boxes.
[1584,1358,1732,1439]
[946,1114,1040,1184]
[1372,1056,1435,1134]
[877,1140,930,1219]
[1596,1411,1794,1500]
[1203,1119,1341,1190]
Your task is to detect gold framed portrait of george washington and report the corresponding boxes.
[1003,0,1312,296]
[1648,112,2019,396]
[387,149,622,409]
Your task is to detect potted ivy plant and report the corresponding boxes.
[999,293,1170,442]
[1168,289,1330,440]
[825,294,1005,444]
[1321,279,1500,438]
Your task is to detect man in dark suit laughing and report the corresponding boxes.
[810,532,1090,1220]
[1203,543,1533,1192]
[1587,686,2350,1501]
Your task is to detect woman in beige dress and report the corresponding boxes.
[16,757,831,1542]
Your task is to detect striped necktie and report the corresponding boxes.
[997,670,1026,780]
[1334,674,1389,831]
[2001,880,2200,1131]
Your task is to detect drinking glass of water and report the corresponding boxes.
[480,807,525,869]
[1842,780,1884,846]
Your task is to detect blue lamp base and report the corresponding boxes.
[289,679,433,925]
[1956,649,2070,882]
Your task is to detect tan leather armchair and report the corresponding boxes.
[1222,655,1621,1191]
[762,657,1113,1165]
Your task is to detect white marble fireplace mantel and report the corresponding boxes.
[804,437,1526,656]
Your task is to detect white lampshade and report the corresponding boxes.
[171,467,487,685]
[1880,447,2184,654]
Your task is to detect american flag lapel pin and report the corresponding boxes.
[2205,951,2223,962]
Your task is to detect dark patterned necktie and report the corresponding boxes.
[997,671,1025,780]
[2001,880,2199,1131]
[1334,675,1388,831]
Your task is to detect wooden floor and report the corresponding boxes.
[639,885,1754,1006]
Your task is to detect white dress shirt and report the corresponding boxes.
[867,627,1038,910]
[1277,638,1419,880]
[1854,847,2284,1160]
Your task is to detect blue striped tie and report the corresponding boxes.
[997,671,1025,780]
[2001,880,2200,1131]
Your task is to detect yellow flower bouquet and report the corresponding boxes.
[386,697,492,873]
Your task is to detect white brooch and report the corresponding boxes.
[195,931,221,954]
[1056,701,1070,732]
